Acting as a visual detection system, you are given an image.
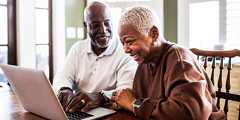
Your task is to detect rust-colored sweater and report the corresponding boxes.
[132,42,224,120]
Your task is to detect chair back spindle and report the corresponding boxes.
[211,57,216,85]
[190,48,240,119]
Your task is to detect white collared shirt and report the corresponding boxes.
[53,37,137,95]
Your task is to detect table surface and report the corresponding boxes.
[0,84,137,120]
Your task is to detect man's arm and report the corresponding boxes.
[115,56,137,90]
[101,55,137,110]
[53,45,78,93]
[52,44,79,111]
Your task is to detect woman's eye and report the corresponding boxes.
[128,41,133,45]
[126,39,135,46]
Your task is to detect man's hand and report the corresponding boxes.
[112,88,135,112]
[65,91,104,113]
[57,88,73,111]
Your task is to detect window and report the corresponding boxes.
[110,7,122,37]
[0,0,8,83]
[34,0,53,81]
[189,1,219,49]
[0,0,17,83]
[0,4,8,46]
[186,1,240,119]
[188,0,240,50]
[97,0,151,2]
[226,0,240,49]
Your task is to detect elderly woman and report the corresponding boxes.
[112,6,225,120]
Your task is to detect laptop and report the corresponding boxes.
[0,64,116,120]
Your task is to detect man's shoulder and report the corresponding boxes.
[70,39,89,51]
[73,39,89,47]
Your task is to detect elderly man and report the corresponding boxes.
[53,2,137,113]
[112,6,225,120]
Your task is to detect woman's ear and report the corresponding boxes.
[149,26,159,43]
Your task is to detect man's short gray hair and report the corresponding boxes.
[119,6,160,34]
[84,1,110,22]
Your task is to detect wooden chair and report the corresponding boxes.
[190,48,240,119]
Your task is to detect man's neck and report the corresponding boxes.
[92,45,107,56]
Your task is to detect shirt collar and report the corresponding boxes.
[86,36,117,56]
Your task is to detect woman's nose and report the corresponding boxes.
[123,44,131,53]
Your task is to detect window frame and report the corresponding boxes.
[7,0,17,65]
[180,0,239,49]
[34,0,53,82]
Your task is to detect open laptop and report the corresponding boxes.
[0,64,116,120]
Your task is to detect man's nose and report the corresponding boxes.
[99,23,107,33]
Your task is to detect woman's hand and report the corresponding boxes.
[112,88,135,112]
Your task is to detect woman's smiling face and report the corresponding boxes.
[119,24,154,64]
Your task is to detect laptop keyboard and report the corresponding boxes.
[66,112,94,120]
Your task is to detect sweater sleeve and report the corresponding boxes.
[134,60,213,120]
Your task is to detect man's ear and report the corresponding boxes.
[149,26,159,43]
[83,22,87,28]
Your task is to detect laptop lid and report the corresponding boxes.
[0,64,68,120]
[0,64,116,120]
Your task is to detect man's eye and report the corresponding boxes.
[104,21,110,26]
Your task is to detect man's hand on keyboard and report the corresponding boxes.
[57,87,74,111]
[65,91,104,113]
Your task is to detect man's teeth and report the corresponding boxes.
[100,36,106,39]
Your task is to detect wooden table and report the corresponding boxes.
[0,84,137,120]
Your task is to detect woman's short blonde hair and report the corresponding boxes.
[119,6,160,35]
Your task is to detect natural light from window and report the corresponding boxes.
[0,1,8,83]
[226,0,240,49]
[189,0,240,50]
[111,7,122,37]
[98,0,151,2]
[189,1,219,50]
[0,7,8,45]
[35,0,49,78]
[0,0,7,5]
